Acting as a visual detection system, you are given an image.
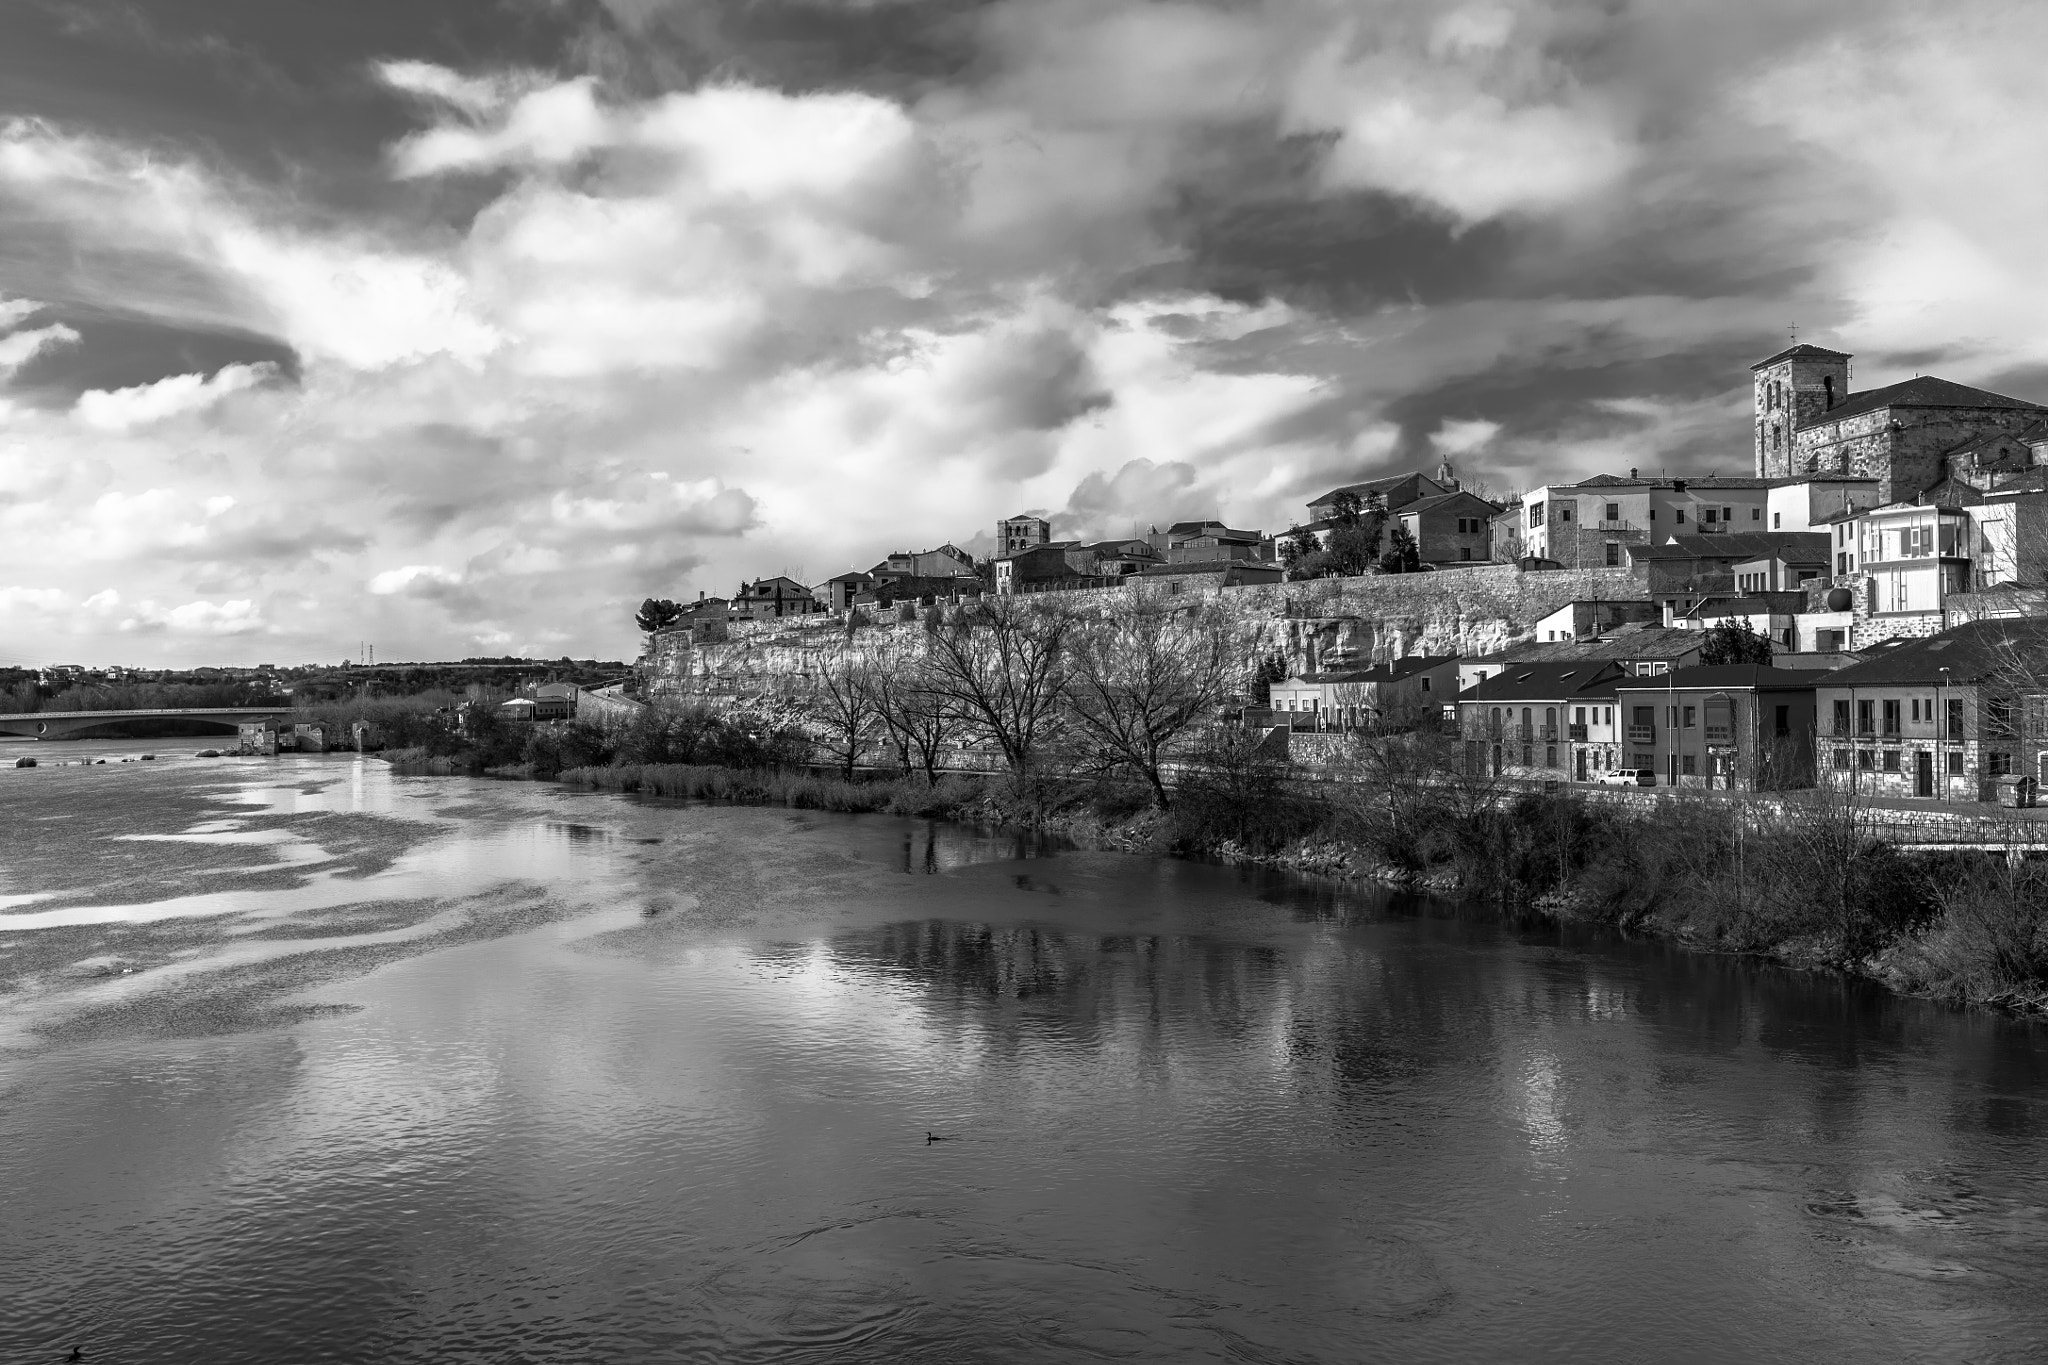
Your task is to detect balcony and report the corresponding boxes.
[1596,519,1637,532]
[1626,724,1655,743]
[1704,725,1734,745]
[1567,723,1588,741]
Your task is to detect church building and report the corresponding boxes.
[1752,344,2048,502]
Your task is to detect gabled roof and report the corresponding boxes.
[1383,654,1458,680]
[1398,490,1501,515]
[1751,343,1853,370]
[1459,660,1628,703]
[1498,625,1707,664]
[1307,472,1444,508]
[825,570,874,584]
[1631,532,1829,562]
[1616,665,1831,691]
[1811,375,2045,426]
[1816,619,2048,688]
[1565,474,1775,490]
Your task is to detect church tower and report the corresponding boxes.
[1751,344,1851,477]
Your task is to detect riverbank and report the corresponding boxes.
[369,750,2048,1018]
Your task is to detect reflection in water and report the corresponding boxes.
[2,759,2048,1362]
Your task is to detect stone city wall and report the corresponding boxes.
[645,565,1649,703]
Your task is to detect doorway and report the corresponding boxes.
[1575,749,1588,781]
[1915,749,1933,798]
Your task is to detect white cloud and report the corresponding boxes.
[370,564,465,596]
[0,322,80,374]
[74,363,274,431]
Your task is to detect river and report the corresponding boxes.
[2,752,2046,1362]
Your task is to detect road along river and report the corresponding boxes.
[3,754,2047,1362]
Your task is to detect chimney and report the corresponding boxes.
[698,590,705,600]
[1629,467,1638,480]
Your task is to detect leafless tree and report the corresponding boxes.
[806,653,881,780]
[920,594,1072,776]
[1064,600,1231,807]
[865,659,959,784]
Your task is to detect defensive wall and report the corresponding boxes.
[646,564,1646,702]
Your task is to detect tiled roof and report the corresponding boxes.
[1499,625,1706,664]
[1615,665,1834,690]
[1808,375,2045,426]
[1459,661,1628,702]
[1750,343,1853,370]
[1815,619,2048,687]
[1566,474,1775,490]
[1631,532,1829,562]
[1398,490,1501,515]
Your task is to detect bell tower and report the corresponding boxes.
[1750,344,1851,477]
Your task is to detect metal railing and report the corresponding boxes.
[1626,724,1655,743]
[1567,723,1588,741]
[1704,725,1733,744]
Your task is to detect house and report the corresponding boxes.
[1153,521,1269,564]
[1394,490,1499,564]
[738,576,821,619]
[1811,619,2048,801]
[1765,476,1881,531]
[1267,656,1458,731]
[1133,561,1285,597]
[1612,666,1823,790]
[1069,538,1162,577]
[1457,622,1710,693]
[1667,593,1808,651]
[1965,488,2048,590]
[1629,532,1829,614]
[1531,600,1660,643]
[1503,474,1776,568]
[236,720,277,756]
[1305,471,1450,522]
[534,683,579,721]
[998,514,1052,555]
[1456,661,1629,780]
[498,696,539,721]
[993,543,1085,594]
[873,544,977,580]
[816,571,873,612]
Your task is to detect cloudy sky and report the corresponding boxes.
[2,0,2045,665]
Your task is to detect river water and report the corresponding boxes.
[3,752,2047,1363]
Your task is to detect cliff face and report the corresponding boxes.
[646,565,1646,700]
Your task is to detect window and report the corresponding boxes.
[1605,707,1613,726]
[1605,542,1620,566]
[1832,700,1851,735]
[1682,755,1696,775]
[1704,508,1718,524]
[1546,744,1557,768]
[1910,698,1920,722]
[1833,749,1850,770]
[1683,706,1696,728]
[1988,752,2014,777]
[1460,548,1472,561]
[1753,508,1763,521]
[1560,507,1573,523]
[1575,707,1586,724]
[1775,705,1790,737]
[1773,427,1782,451]
[1949,750,1965,776]
[1947,698,1964,738]
[1858,749,1875,770]
[1857,700,1874,735]
[1882,700,1900,735]
[1605,503,1620,521]
[1676,509,1687,524]
[1421,676,1431,692]
[1773,512,1782,529]
[1529,503,1544,528]
[1882,749,1900,772]
[1649,509,1657,521]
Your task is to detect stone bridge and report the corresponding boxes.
[0,707,297,740]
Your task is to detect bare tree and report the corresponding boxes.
[1064,600,1231,807]
[920,595,1072,776]
[865,659,959,784]
[806,653,881,780]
